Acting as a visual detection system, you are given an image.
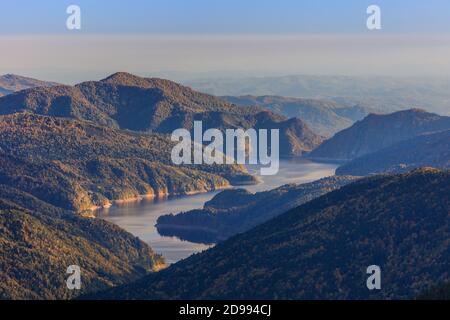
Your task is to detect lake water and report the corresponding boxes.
[97,159,338,264]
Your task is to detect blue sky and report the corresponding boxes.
[1,1,450,82]
[1,0,450,34]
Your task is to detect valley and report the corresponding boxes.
[0,72,449,300]
[97,159,339,263]
[2,0,450,304]
[89,168,450,300]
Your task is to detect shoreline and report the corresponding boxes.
[98,160,340,264]
[89,171,262,212]
[303,156,348,164]
[89,181,258,212]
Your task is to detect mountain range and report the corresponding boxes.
[186,74,450,116]
[0,74,297,299]
[0,72,323,156]
[222,95,370,136]
[336,129,450,176]
[310,109,450,160]
[0,74,58,96]
[88,168,450,299]
[1,71,449,300]
[0,112,255,212]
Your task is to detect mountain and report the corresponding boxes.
[0,113,255,211]
[0,74,58,96]
[310,109,450,160]
[330,102,372,122]
[88,168,450,300]
[156,176,358,243]
[336,130,450,176]
[185,74,450,116]
[221,95,370,136]
[0,174,164,299]
[0,72,323,156]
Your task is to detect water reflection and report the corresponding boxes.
[97,159,338,264]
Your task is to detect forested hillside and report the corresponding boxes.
[90,169,450,300]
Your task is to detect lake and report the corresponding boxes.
[97,159,338,264]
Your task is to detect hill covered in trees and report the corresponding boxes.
[0,72,323,156]
[0,177,165,299]
[156,176,358,243]
[89,168,450,299]
[0,113,255,211]
[310,109,450,160]
[336,130,450,176]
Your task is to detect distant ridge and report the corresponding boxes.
[186,74,450,116]
[310,109,450,160]
[222,95,371,136]
[336,129,450,176]
[0,74,58,96]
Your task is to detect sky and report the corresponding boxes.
[1,0,450,83]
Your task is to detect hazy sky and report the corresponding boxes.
[1,0,450,83]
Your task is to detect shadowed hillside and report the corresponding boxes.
[0,182,165,299]
[310,109,450,160]
[336,130,450,176]
[88,168,450,300]
[222,95,371,136]
[157,176,358,243]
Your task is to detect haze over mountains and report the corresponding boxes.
[90,169,450,299]
[186,74,450,116]
[0,74,58,96]
[222,95,370,136]
[336,129,450,176]
[310,109,450,160]
[0,72,323,156]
